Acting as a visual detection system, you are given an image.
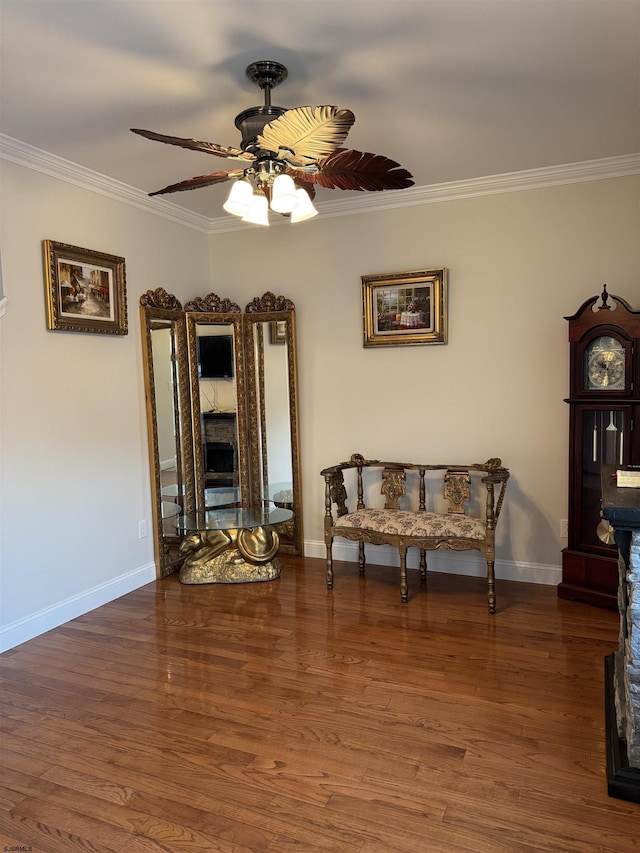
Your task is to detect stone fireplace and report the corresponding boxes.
[602,466,640,802]
[202,412,238,488]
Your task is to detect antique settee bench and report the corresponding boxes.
[321,454,510,613]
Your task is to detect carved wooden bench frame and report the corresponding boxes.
[321,454,510,613]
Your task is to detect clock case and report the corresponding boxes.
[559,286,640,608]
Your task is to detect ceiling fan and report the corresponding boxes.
[131,60,414,224]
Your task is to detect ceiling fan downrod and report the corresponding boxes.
[235,60,289,152]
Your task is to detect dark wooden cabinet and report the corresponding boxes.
[559,286,640,608]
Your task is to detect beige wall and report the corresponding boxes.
[0,161,210,649]
[208,176,640,577]
[0,156,638,650]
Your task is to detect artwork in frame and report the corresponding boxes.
[270,319,287,345]
[43,240,128,335]
[362,267,447,347]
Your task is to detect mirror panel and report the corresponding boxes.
[186,311,249,515]
[244,303,303,555]
[140,291,194,576]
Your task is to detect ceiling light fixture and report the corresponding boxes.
[222,63,318,226]
[131,60,413,226]
[226,162,318,225]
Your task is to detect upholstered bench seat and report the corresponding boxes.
[321,454,509,612]
[335,508,486,540]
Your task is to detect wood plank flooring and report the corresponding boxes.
[0,556,637,852]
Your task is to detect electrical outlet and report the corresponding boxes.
[138,519,148,539]
[560,518,569,539]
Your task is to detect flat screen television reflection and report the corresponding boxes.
[198,335,234,379]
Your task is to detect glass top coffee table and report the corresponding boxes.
[162,484,241,509]
[175,503,294,585]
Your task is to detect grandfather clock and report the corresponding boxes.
[559,285,640,608]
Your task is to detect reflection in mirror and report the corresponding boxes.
[256,322,292,492]
[151,325,182,528]
[245,294,303,555]
[184,294,248,516]
[140,289,194,577]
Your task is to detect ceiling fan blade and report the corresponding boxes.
[257,106,355,166]
[131,128,254,162]
[148,168,245,196]
[292,148,414,191]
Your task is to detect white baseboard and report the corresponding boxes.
[303,539,561,586]
[0,562,157,653]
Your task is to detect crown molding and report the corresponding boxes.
[0,134,212,233]
[318,153,640,213]
[207,153,640,233]
[2,134,638,236]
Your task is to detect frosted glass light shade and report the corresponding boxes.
[223,179,253,217]
[270,173,298,214]
[290,188,318,223]
[242,192,270,226]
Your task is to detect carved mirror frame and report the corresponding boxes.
[140,289,304,576]
[184,292,250,516]
[139,288,195,577]
[244,293,303,555]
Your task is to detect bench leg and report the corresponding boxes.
[326,539,334,589]
[358,541,365,574]
[399,545,408,603]
[487,558,496,614]
[419,549,427,581]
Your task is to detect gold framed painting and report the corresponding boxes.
[43,240,128,335]
[362,267,447,347]
[269,319,287,344]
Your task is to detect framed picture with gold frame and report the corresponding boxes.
[43,240,128,335]
[362,267,447,347]
[269,319,287,345]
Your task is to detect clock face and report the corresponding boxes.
[584,335,626,390]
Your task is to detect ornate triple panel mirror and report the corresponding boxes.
[140,289,303,576]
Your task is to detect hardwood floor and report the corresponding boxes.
[0,557,637,852]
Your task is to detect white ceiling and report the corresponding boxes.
[1,0,639,219]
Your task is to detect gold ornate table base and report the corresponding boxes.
[179,526,281,585]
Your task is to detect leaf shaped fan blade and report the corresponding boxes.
[148,168,246,196]
[293,148,414,191]
[131,128,254,162]
[257,106,355,166]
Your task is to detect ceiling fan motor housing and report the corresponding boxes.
[234,105,287,152]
